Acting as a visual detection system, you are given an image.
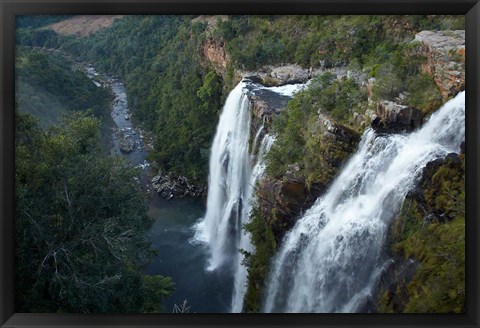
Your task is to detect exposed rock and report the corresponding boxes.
[239,64,314,87]
[257,177,308,241]
[266,64,310,85]
[405,152,463,223]
[317,113,359,145]
[375,258,420,312]
[371,101,423,133]
[414,30,465,99]
[119,133,134,153]
[246,85,291,124]
[152,172,206,199]
[201,37,230,75]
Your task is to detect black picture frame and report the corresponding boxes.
[1,1,479,327]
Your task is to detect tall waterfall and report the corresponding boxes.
[195,81,252,272]
[194,80,277,312]
[263,91,465,313]
[194,79,307,312]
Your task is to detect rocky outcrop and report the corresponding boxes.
[201,38,230,75]
[371,101,424,133]
[414,30,465,99]
[245,85,291,129]
[318,113,359,145]
[408,152,463,223]
[257,177,309,241]
[239,64,311,86]
[376,149,465,312]
[256,114,359,242]
[119,132,134,153]
[151,172,206,199]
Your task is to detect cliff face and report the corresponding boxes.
[256,113,359,243]
[415,30,465,99]
[377,151,465,313]
[201,38,230,76]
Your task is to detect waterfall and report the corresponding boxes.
[231,133,275,312]
[263,91,465,313]
[194,81,252,272]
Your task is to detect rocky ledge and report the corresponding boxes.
[151,172,207,199]
[414,30,465,99]
[371,101,424,134]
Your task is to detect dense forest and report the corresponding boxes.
[15,14,465,314]
[15,110,174,312]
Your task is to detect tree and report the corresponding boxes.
[16,111,174,313]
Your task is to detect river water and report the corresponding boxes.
[87,65,232,313]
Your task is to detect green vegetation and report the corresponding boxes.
[14,14,465,314]
[380,154,465,313]
[368,43,443,114]
[266,73,362,186]
[214,15,464,71]
[54,16,224,182]
[242,206,277,312]
[15,14,463,183]
[16,111,174,312]
[16,47,111,127]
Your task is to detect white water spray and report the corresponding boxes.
[231,133,275,312]
[194,82,252,272]
[263,91,465,313]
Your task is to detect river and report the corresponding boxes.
[86,65,233,313]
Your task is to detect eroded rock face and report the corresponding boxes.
[266,65,310,85]
[371,101,424,133]
[414,30,465,99]
[257,177,308,240]
[318,113,359,145]
[202,38,229,74]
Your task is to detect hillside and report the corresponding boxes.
[45,15,125,38]
[14,14,466,314]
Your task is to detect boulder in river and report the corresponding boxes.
[119,133,134,153]
[152,172,207,199]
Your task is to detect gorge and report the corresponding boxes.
[14,15,466,314]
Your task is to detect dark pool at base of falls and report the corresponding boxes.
[144,196,233,313]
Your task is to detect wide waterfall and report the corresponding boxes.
[263,91,465,313]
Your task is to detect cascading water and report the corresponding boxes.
[195,79,304,312]
[194,81,252,272]
[231,133,275,313]
[263,91,465,313]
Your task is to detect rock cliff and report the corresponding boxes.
[414,30,465,99]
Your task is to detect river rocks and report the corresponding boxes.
[152,172,206,199]
[119,132,134,153]
[371,101,424,133]
[414,30,465,99]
